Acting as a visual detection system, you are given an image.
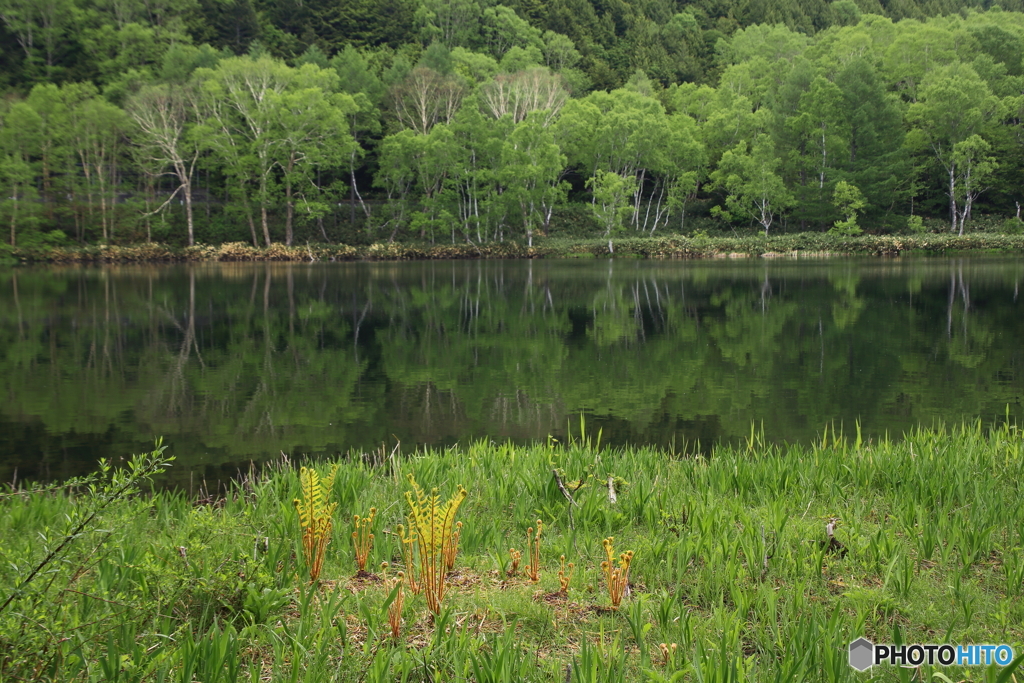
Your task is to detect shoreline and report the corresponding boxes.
[6,232,1024,264]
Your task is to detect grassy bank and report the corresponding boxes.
[7,232,1024,264]
[2,423,1024,681]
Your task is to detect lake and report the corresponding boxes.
[2,257,1022,490]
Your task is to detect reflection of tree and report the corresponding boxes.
[2,259,1024,486]
[159,269,202,418]
[829,270,865,331]
[945,261,990,370]
[12,273,23,339]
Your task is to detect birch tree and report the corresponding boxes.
[500,114,566,247]
[389,66,464,134]
[68,96,129,242]
[195,56,290,246]
[950,134,997,235]
[0,102,41,246]
[907,62,1001,233]
[479,67,568,126]
[272,64,356,245]
[711,134,795,235]
[126,83,201,245]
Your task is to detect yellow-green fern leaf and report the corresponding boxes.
[321,463,339,500]
[295,466,321,530]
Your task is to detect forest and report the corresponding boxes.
[3,0,1024,248]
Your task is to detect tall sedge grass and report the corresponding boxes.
[1,421,1023,681]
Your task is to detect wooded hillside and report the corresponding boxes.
[2,0,1024,247]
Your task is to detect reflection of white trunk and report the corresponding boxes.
[165,270,200,416]
[12,272,23,338]
[9,182,17,246]
[818,316,823,375]
[947,271,955,338]
[948,164,958,234]
[958,262,970,320]
[760,271,772,314]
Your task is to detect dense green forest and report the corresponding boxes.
[3,0,1024,248]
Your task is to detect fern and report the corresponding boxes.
[526,520,542,582]
[601,537,634,610]
[293,465,339,583]
[396,524,422,594]
[351,507,376,573]
[403,474,467,614]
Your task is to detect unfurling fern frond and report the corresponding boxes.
[403,474,467,614]
[293,464,339,583]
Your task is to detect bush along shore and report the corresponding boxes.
[2,422,1024,681]
[7,232,1024,264]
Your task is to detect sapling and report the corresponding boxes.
[0,444,173,617]
[830,181,866,236]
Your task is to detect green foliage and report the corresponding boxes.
[587,170,636,237]
[7,5,1024,245]
[3,422,1024,679]
[829,180,865,236]
[1001,217,1024,234]
[907,215,927,233]
[711,135,794,235]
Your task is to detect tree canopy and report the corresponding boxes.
[4,1,1024,247]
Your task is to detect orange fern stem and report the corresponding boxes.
[397,524,421,594]
[382,562,405,639]
[508,548,521,577]
[601,537,633,609]
[351,507,377,572]
[443,521,462,572]
[526,520,542,582]
[558,554,574,593]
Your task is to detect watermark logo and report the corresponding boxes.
[849,638,873,671]
[849,638,1016,671]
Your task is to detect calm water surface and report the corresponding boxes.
[2,257,1022,489]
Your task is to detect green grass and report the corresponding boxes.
[2,422,1024,681]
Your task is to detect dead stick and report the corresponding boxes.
[552,469,579,508]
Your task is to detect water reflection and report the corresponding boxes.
[1,257,1022,488]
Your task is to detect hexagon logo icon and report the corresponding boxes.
[849,638,874,671]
